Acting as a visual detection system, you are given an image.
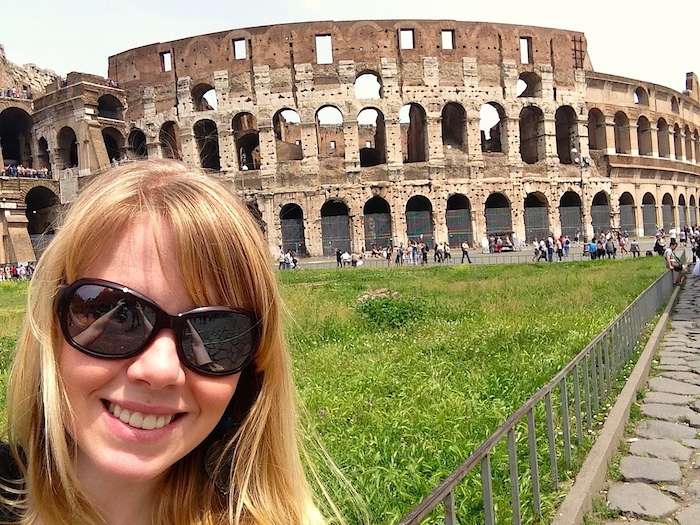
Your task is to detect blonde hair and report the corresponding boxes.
[5,160,325,525]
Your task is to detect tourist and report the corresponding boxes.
[664,239,687,285]
[461,240,472,264]
[630,238,640,257]
[0,160,329,524]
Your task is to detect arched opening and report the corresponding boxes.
[618,192,636,234]
[519,105,545,164]
[673,124,682,159]
[128,128,148,159]
[160,121,181,160]
[678,194,687,228]
[671,96,680,113]
[102,127,124,162]
[591,192,611,236]
[193,119,220,170]
[316,106,344,158]
[637,116,652,156]
[517,72,542,98]
[97,94,123,120]
[559,191,582,239]
[354,72,382,99]
[320,200,350,256]
[233,112,260,170]
[685,126,694,163]
[642,193,657,236]
[280,203,306,255]
[363,197,392,250]
[555,106,578,164]
[614,112,631,154]
[690,195,698,227]
[192,83,217,111]
[37,137,50,170]
[399,103,428,163]
[25,185,59,258]
[657,119,670,158]
[446,194,473,247]
[441,102,466,150]
[480,103,505,153]
[0,107,33,167]
[56,126,78,169]
[694,130,700,164]
[523,192,550,242]
[273,109,303,161]
[634,87,649,106]
[661,193,674,232]
[484,193,512,236]
[358,108,386,167]
[587,108,606,151]
[405,195,434,247]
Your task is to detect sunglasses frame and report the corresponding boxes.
[56,278,260,377]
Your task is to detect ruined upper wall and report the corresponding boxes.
[0,44,59,98]
[108,19,592,120]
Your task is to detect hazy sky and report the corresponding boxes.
[3,0,699,93]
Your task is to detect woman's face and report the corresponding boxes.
[58,220,241,487]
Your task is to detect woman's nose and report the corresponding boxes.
[126,329,186,388]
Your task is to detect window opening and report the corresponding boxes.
[519,37,532,64]
[441,30,454,50]
[315,35,333,64]
[233,39,247,60]
[399,29,414,50]
[160,51,172,72]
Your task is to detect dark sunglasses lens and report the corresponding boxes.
[65,284,157,356]
[181,313,256,375]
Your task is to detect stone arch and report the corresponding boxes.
[405,195,434,246]
[441,102,466,149]
[587,108,606,151]
[233,112,260,170]
[618,192,636,234]
[480,102,506,153]
[358,107,386,167]
[273,108,303,161]
[637,116,652,156]
[355,71,382,99]
[25,185,59,235]
[316,105,344,158]
[523,192,550,242]
[97,94,123,120]
[673,123,682,159]
[614,112,631,154]
[642,193,658,236]
[559,191,582,239]
[37,137,50,169]
[517,72,542,98]
[56,126,78,169]
[634,86,649,106]
[591,191,611,236]
[678,193,688,228]
[555,105,577,164]
[128,128,148,159]
[279,203,306,254]
[193,119,220,170]
[192,83,217,111]
[671,96,680,113]
[690,195,698,227]
[520,105,545,164]
[400,103,428,163]
[102,127,125,162]
[684,125,694,163]
[160,121,181,160]
[446,193,473,246]
[484,192,512,235]
[657,118,670,158]
[320,199,351,255]
[0,107,33,167]
[661,193,674,232]
[363,196,392,250]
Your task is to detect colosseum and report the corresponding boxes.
[1,19,699,261]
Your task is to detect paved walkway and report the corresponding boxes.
[602,275,700,525]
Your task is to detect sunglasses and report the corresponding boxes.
[56,278,260,376]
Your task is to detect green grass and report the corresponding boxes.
[0,258,666,523]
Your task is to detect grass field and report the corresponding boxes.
[0,257,666,523]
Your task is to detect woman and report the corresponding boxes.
[2,161,327,525]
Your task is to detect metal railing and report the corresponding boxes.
[399,268,674,525]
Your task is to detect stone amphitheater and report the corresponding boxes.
[1,19,699,262]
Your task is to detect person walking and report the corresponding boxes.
[461,240,472,264]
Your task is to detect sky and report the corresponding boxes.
[2,0,699,94]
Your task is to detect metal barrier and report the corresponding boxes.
[399,269,674,525]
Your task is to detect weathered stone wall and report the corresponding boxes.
[0,45,59,97]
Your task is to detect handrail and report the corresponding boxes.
[399,268,674,524]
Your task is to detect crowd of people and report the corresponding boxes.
[1,165,51,178]
[0,86,30,99]
[0,263,33,281]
